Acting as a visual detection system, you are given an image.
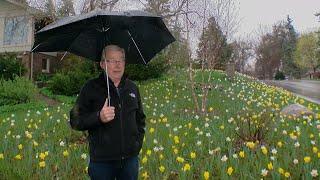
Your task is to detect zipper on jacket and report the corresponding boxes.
[116,87,125,163]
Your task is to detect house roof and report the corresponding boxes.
[2,0,44,15]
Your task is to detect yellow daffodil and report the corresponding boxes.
[239,151,245,158]
[63,150,69,157]
[208,107,214,112]
[174,136,179,144]
[227,167,234,176]
[39,161,45,168]
[173,148,179,154]
[0,153,4,160]
[190,152,196,159]
[39,153,46,160]
[18,144,23,150]
[284,172,290,178]
[159,154,164,160]
[246,142,256,149]
[310,134,314,138]
[312,147,318,153]
[142,156,147,164]
[261,146,268,155]
[183,163,191,171]
[203,171,210,180]
[159,165,165,173]
[146,150,152,156]
[176,156,184,163]
[267,162,273,170]
[14,154,22,160]
[142,171,149,179]
[278,168,284,174]
[304,156,311,163]
[162,117,167,123]
[149,128,155,133]
[26,133,32,139]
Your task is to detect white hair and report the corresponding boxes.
[101,45,125,61]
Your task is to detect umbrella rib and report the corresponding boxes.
[96,27,110,32]
[31,43,42,52]
[60,51,68,61]
[127,30,147,64]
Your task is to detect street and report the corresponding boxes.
[264,80,320,104]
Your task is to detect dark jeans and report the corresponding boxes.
[88,156,139,180]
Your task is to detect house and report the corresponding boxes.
[305,69,320,79]
[0,0,60,80]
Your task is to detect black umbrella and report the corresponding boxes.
[32,10,175,105]
[32,10,175,64]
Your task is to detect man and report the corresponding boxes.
[70,45,146,180]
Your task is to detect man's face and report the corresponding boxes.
[100,50,125,82]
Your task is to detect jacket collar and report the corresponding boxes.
[98,72,128,90]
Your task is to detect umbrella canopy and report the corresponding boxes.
[32,10,175,64]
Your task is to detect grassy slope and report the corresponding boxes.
[0,70,319,179]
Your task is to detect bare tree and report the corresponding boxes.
[184,0,239,114]
[57,0,75,17]
[81,0,120,13]
[230,39,253,73]
[28,0,57,20]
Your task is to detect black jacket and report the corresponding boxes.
[70,73,146,162]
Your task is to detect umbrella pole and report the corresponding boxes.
[103,49,111,106]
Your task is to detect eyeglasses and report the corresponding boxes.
[106,59,125,64]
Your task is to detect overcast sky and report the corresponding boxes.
[75,0,320,39]
[234,0,320,39]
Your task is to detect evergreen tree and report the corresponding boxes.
[282,15,300,78]
[197,17,232,70]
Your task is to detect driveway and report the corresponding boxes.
[264,80,320,104]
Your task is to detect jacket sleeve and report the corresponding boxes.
[136,87,146,144]
[69,83,103,131]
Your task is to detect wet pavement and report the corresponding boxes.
[264,80,320,104]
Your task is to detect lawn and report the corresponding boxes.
[0,70,319,179]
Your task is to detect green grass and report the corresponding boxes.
[39,87,76,105]
[0,69,319,179]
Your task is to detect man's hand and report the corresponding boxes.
[99,98,115,123]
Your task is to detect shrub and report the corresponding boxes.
[0,53,26,80]
[274,71,285,80]
[0,76,38,106]
[59,54,99,74]
[48,55,100,96]
[48,70,93,96]
[234,109,276,150]
[35,73,52,82]
[125,53,168,81]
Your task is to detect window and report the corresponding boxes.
[4,16,29,46]
[42,59,50,73]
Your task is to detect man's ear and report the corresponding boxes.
[99,61,104,69]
